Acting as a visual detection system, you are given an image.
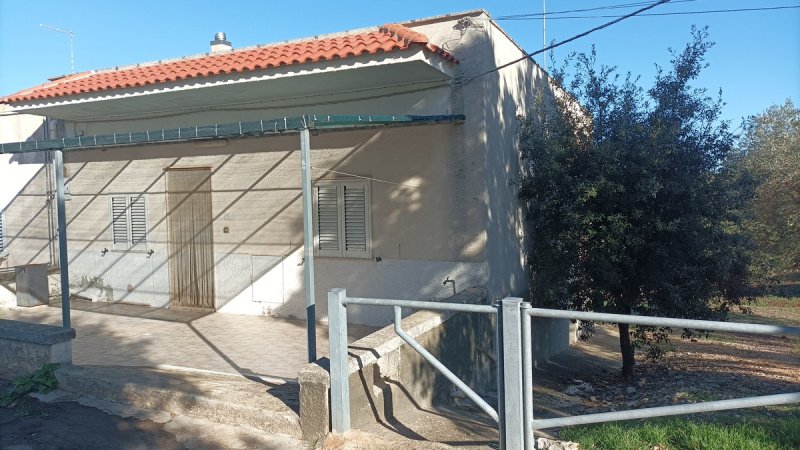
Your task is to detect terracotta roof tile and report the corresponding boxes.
[2,24,457,104]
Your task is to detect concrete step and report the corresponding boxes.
[55,365,302,439]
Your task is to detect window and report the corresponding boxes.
[314,180,371,258]
[111,195,147,250]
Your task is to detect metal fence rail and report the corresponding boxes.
[327,290,800,450]
[328,290,499,435]
[517,304,800,449]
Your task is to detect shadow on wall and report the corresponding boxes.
[381,20,564,432]
[3,125,480,323]
[1,163,55,269]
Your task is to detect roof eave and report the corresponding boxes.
[3,48,457,116]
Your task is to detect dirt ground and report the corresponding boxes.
[357,299,799,447]
[0,389,184,450]
[1,300,796,449]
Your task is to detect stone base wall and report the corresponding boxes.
[297,288,576,441]
[299,288,495,441]
[0,319,75,380]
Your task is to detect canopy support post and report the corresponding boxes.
[53,150,71,329]
[300,127,317,362]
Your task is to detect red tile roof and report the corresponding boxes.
[2,24,457,104]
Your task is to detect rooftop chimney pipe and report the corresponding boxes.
[210,32,232,53]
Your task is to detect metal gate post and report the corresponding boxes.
[501,297,524,449]
[328,288,350,433]
[521,302,534,449]
[53,150,71,329]
[496,302,506,449]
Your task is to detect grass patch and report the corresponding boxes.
[749,295,800,308]
[560,415,800,450]
[0,363,59,408]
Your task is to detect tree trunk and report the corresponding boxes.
[618,323,635,379]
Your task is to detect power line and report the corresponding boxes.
[309,166,421,190]
[497,5,800,21]
[497,0,697,19]
[456,0,672,86]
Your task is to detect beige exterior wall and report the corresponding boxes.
[0,105,51,270]
[410,13,555,302]
[2,12,563,328]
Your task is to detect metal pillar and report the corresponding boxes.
[300,128,317,362]
[495,302,506,450]
[501,297,524,449]
[53,150,71,329]
[521,302,534,448]
[328,288,350,432]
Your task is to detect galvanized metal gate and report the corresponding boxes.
[327,289,800,450]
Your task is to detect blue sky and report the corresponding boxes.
[1,0,798,126]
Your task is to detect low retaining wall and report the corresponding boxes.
[299,287,492,440]
[0,319,75,380]
[298,288,577,440]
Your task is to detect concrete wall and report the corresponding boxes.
[0,166,53,270]
[2,123,488,326]
[0,106,52,271]
[409,12,552,304]
[0,105,48,211]
[0,319,75,380]
[298,287,495,441]
[1,11,574,360]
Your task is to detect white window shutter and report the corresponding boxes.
[129,195,147,248]
[111,196,129,249]
[342,182,370,258]
[316,185,341,257]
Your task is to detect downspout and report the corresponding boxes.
[44,117,56,267]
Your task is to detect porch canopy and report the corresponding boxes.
[0,113,465,362]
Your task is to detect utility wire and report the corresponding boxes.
[497,5,800,21]
[309,166,422,190]
[456,0,672,86]
[497,0,696,19]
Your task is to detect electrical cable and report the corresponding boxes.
[496,0,697,19]
[309,165,421,190]
[455,0,673,86]
[497,5,800,21]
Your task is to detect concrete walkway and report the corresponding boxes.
[1,298,376,380]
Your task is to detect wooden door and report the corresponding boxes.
[166,168,215,310]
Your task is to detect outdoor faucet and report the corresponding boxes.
[443,276,456,295]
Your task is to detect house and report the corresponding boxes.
[0,9,567,352]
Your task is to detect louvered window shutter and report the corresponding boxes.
[129,195,147,248]
[111,196,129,249]
[314,181,370,258]
[315,185,341,257]
[111,195,147,250]
[342,182,370,258]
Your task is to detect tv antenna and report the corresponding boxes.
[542,0,547,71]
[39,24,75,73]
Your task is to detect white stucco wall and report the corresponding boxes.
[0,105,52,270]
[0,105,47,211]
[1,12,563,331]
[408,13,553,303]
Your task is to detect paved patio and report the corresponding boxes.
[1,299,377,380]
